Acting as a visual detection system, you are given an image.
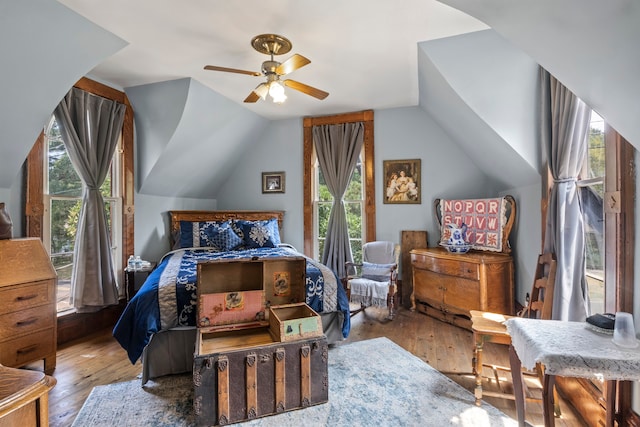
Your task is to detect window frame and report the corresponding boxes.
[303,110,375,257]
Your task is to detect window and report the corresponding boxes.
[579,111,605,314]
[303,111,376,260]
[43,116,123,313]
[25,77,134,317]
[313,151,364,262]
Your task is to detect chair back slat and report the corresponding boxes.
[522,253,556,320]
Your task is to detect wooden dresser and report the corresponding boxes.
[410,247,514,329]
[0,238,57,375]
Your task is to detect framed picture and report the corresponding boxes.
[262,171,285,193]
[383,159,421,204]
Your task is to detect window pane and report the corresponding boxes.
[318,201,332,238]
[344,162,362,201]
[47,118,82,197]
[350,239,363,264]
[50,198,78,314]
[587,111,605,181]
[583,110,605,315]
[345,202,362,239]
[50,199,80,255]
[318,170,332,202]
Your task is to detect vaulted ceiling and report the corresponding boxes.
[1,1,637,197]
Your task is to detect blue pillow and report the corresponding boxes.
[235,218,281,248]
[179,220,231,248]
[207,224,242,251]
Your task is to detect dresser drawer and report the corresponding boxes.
[411,254,479,281]
[0,329,55,368]
[0,281,53,315]
[0,305,54,341]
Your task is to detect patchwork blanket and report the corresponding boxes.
[113,246,350,364]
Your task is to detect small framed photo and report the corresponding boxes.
[262,171,285,193]
[383,159,421,204]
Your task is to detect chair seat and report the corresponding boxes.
[470,310,514,339]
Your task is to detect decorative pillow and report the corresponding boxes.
[439,197,507,252]
[235,218,281,249]
[179,220,232,248]
[361,262,394,282]
[207,223,243,251]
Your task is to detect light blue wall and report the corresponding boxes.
[502,183,542,307]
[134,194,217,263]
[216,118,304,251]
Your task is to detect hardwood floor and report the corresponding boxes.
[29,306,585,427]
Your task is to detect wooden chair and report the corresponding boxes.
[345,241,400,320]
[470,252,560,415]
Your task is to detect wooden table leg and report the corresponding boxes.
[473,337,483,405]
[509,345,526,427]
[542,374,556,427]
[605,380,616,427]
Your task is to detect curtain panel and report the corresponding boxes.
[540,68,592,321]
[313,122,364,278]
[54,87,126,312]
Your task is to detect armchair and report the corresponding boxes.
[345,241,400,320]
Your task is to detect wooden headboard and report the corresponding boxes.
[434,195,516,254]
[169,210,285,249]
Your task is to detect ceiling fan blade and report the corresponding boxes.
[282,79,329,100]
[244,91,261,103]
[204,65,261,77]
[244,83,269,103]
[276,54,310,76]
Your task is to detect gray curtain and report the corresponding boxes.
[540,68,592,321]
[313,122,364,278]
[54,87,126,312]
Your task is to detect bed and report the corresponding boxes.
[113,210,350,384]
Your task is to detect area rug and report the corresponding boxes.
[72,337,516,426]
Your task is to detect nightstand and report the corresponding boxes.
[125,263,156,301]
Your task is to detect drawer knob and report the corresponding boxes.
[16,294,37,302]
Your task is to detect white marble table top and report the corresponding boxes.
[505,318,640,381]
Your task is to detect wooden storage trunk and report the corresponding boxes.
[268,303,323,342]
[194,256,328,426]
[196,256,307,327]
[194,328,328,426]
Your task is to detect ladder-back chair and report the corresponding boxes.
[469,252,559,414]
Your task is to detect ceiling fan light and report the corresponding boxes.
[268,81,287,103]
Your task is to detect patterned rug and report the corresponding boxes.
[72,337,516,427]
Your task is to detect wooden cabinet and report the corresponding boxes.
[0,239,57,374]
[410,247,514,329]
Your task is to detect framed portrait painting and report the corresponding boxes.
[262,171,285,193]
[383,159,421,204]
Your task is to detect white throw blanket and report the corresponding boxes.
[349,278,391,307]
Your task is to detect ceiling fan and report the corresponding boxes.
[204,34,329,104]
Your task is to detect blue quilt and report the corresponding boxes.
[113,246,350,364]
